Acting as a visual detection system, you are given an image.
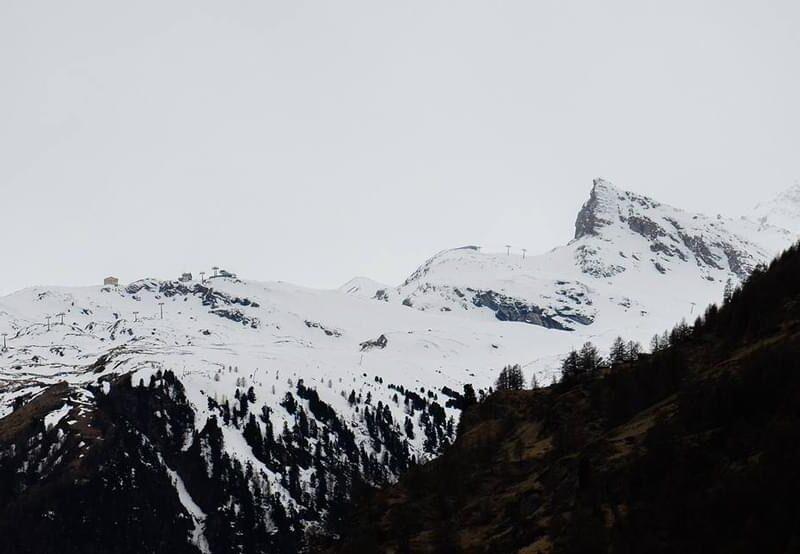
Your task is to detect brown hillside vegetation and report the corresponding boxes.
[324,243,800,554]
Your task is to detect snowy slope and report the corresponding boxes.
[338,276,389,298]
[751,182,800,234]
[0,274,578,546]
[0,277,571,409]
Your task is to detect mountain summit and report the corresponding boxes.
[570,178,786,279]
[573,178,644,239]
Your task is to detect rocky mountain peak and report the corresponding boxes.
[574,178,658,240]
[568,178,796,281]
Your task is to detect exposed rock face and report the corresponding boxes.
[574,244,627,278]
[724,247,750,277]
[373,289,390,301]
[574,178,617,239]
[470,290,571,330]
[124,280,262,327]
[209,308,259,327]
[360,334,388,351]
[304,320,342,337]
[570,179,776,280]
[126,280,260,310]
[627,214,665,240]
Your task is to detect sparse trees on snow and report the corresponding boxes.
[495,364,525,391]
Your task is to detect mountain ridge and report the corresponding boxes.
[1,180,799,552]
[351,179,798,345]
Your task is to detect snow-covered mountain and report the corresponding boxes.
[0,275,565,553]
[347,179,796,343]
[1,179,798,552]
[752,182,800,234]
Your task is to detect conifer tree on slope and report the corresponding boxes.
[609,336,627,366]
[578,342,602,376]
[495,364,525,391]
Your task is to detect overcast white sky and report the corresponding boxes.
[1,1,798,294]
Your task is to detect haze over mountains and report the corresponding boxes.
[0,179,798,552]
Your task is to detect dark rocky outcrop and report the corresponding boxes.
[470,290,593,330]
[125,280,260,320]
[471,290,569,330]
[574,180,614,239]
[305,320,342,337]
[360,334,388,351]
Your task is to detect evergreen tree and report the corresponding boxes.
[650,333,662,353]
[670,318,691,344]
[281,392,297,415]
[560,349,580,383]
[577,342,602,376]
[404,416,415,439]
[507,364,525,390]
[495,367,510,391]
[462,384,477,407]
[626,340,642,361]
[609,336,627,366]
[243,413,265,461]
[495,364,525,391]
[723,277,734,304]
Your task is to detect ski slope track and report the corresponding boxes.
[1,179,798,551]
